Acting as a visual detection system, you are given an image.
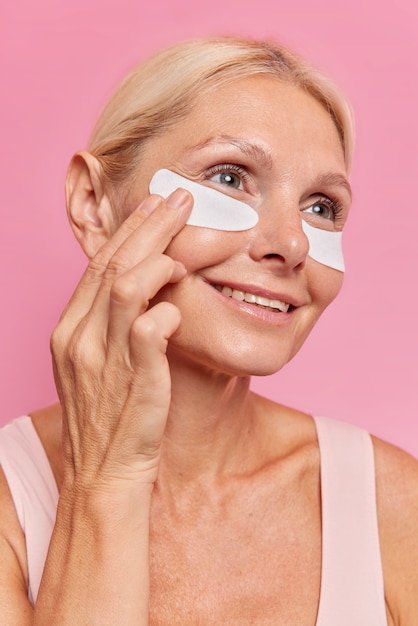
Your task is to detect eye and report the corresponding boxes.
[303,198,338,221]
[215,171,242,189]
[206,164,249,191]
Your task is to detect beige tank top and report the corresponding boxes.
[0,415,387,623]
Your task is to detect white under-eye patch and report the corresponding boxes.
[149,169,344,272]
[301,220,345,272]
[149,169,259,231]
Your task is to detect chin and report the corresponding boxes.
[167,336,298,379]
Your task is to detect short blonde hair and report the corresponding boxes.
[89,36,354,198]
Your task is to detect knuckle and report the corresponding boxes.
[50,319,75,357]
[66,334,87,366]
[157,301,180,321]
[66,321,101,365]
[105,257,129,280]
[145,211,181,235]
[110,274,145,305]
[50,325,65,357]
[85,256,107,281]
[105,248,135,281]
[130,316,158,343]
[67,334,100,373]
[145,213,170,229]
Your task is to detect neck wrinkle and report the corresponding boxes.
[157,357,257,492]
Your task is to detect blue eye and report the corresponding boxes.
[207,164,248,191]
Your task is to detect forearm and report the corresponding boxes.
[33,484,153,625]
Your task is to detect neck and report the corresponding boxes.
[157,353,259,491]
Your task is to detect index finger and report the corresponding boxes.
[91,194,165,276]
[102,188,193,283]
[62,189,193,323]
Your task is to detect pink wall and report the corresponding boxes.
[1,0,417,456]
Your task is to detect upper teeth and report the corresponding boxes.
[215,285,290,313]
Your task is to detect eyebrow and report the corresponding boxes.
[311,173,352,201]
[189,135,352,200]
[189,135,274,170]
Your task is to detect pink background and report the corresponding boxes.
[1,0,417,456]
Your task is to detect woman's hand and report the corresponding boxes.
[50,189,193,494]
[31,190,194,626]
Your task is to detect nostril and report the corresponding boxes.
[294,258,307,271]
[264,253,285,261]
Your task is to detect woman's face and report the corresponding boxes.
[121,75,351,377]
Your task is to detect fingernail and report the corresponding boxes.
[166,188,190,209]
[141,194,163,216]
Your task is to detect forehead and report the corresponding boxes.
[122,75,351,222]
[140,75,347,189]
[152,76,344,163]
[198,76,338,133]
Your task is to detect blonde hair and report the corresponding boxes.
[89,36,354,200]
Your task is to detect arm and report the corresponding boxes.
[35,482,154,624]
[0,188,192,625]
[0,468,33,625]
[374,437,418,626]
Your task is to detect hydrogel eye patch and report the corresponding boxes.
[301,220,345,272]
[149,169,259,231]
[149,169,344,272]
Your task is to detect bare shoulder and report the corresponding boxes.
[0,405,61,622]
[373,435,418,531]
[372,436,418,625]
[30,403,64,488]
[0,467,33,623]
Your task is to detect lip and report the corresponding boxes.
[203,279,304,325]
[205,279,303,309]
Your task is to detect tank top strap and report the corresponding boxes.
[313,416,387,625]
[0,416,58,605]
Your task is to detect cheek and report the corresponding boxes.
[310,263,344,310]
[285,267,343,363]
[164,226,243,270]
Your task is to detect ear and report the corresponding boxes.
[65,151,117,258]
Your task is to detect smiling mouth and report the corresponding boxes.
[213,285,291,313]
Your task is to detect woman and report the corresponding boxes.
[0,36,416,625]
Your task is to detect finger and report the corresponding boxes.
[101,188,192,285]
[105,303,181,460]
[106,253,186,352]
[92,194,164,268]
[129,301,182,375]
[60,188,192,329]
[86,188,191,337]
[56,194,163,324]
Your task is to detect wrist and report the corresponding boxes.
[58,478,154,529]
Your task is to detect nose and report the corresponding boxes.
[248,202,310,272]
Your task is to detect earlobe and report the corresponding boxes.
[65,151,116,258]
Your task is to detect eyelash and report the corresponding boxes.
[205,163,251,188]
[204,163,345,224]
[309,196,345,224]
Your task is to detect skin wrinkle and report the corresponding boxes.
[3,35,418,626]
[184,135,352,206]
[123,77,347,386]
[1,61,414,625]
[189,135,274,171]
